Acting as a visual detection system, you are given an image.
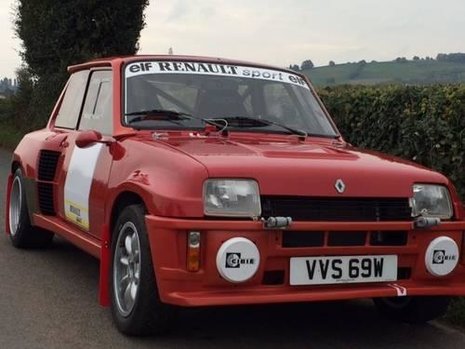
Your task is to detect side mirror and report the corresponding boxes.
[75,130,103,148]
[75,130,124,160]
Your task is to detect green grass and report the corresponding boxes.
[304,60,465,86]
[0,121,24,150]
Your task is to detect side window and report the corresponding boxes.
[55,70,89,129]
[79,71,113,135]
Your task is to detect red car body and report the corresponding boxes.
[6,55,465,331]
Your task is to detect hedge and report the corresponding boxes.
[318,85,465,200]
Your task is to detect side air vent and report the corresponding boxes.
[37,150,60,215]
[38,150,60,181]
[37,182,55,215]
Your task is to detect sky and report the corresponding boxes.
[1,0,464,78]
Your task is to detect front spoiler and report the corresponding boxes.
[145,215,465,307]
[165,282,465,307]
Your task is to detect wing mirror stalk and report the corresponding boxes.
[75,130,125,160]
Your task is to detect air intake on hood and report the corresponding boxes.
[261,196,412,222]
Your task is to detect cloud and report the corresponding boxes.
[0,1,21,77]
[2,0,465,77]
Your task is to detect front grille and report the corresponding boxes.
[283,231,325,248]
[261,196,412,222]
[282,231,408,248]
[38,150,60,181]
[328,231,366,246]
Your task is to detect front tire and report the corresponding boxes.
[8,169,54,248]
[110,204,172,336]
[373,296,450,324]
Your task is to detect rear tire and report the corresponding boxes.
[110,204,172,336]
[373,296,450,324]
[8,168,54,248]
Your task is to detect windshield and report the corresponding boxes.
[123,61,338,137]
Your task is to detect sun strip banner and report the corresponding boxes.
[125,61,309,90]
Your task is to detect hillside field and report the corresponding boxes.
[304,60,465,86]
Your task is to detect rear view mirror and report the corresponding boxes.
[75,130,103,148]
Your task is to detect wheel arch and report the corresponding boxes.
[109,191,148,238]
[100,190,149,308]
[11,160,21,174]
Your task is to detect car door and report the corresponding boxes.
[29,70,90,227]
[55,69,114,240]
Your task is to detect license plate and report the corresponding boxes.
[290,255,397,286]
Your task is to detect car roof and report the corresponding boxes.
[67,55,298,75]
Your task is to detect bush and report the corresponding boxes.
[0,98,25,149]
[318,84,465,327]
[318,84,465,200]
[0,98,13,119]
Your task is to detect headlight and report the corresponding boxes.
[203,179,261,218]
[410,184,453,219]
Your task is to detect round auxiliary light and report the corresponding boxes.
[425,236,459,277]
[216,237,260,283]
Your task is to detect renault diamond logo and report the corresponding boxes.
[335,179,346,194]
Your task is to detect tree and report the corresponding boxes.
[436,53,465,63]
[288,64,300,71]
[15,0,149,124]
[301,59,314,70]
[10,66,35,129]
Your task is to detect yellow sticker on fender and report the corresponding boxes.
[64,200,90,230]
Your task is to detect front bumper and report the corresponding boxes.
[146,216,465,306]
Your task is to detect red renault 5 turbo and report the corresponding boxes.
[6,55,465,335]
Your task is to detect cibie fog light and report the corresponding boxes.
[203,179,261,218]
[410,184,453,219]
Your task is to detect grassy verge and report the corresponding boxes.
[0,121,24,150]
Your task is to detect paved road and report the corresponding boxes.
[0,148,464,348]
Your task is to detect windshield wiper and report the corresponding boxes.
[214,116,308,139]
[125,109,227,130]
[125,109,194,124]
